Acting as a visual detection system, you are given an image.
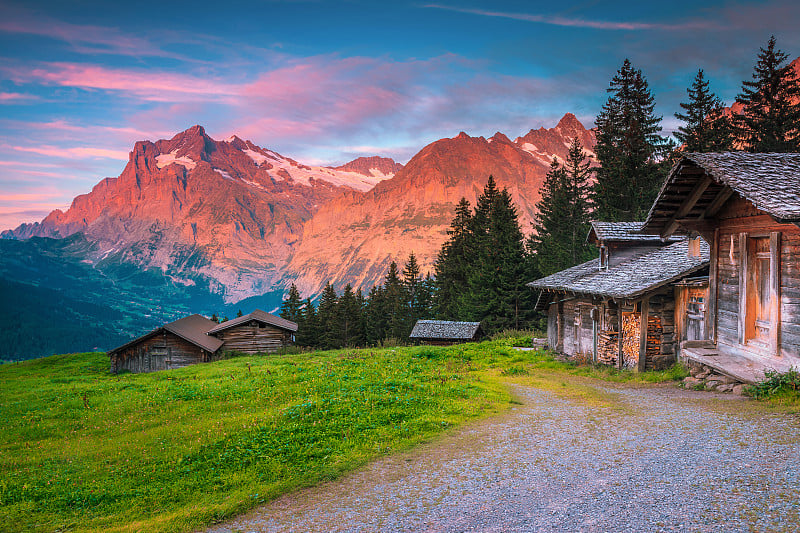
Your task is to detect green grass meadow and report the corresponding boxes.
[0,336,688,532]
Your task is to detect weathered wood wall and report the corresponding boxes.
[214,322,293,354]
[714,196,800,362]
[110,331,211,373]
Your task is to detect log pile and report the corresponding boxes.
[598,306,619,366]
[621,313,640,369]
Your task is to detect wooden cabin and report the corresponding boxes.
[642,152,800,381]
[108,314,223,373]
[208,309,297,354]
[409,320,484,346]
[529,222,709,371]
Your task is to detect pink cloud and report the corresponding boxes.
[423,4,719,31]
[7,63,239,102]
[0,92,39,103]
[10,144,129,160]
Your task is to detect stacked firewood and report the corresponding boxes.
[597,331,618,366]
[621,314,640,369]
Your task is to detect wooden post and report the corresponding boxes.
[707,228,719,343]
[617,301,624,370]
[556,299,564,352]
[738,233,748,345]
[769,231,781,356]
[638,297,650,372]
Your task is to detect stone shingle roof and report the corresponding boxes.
[409,320,482,340]
[109,314,224,355]
[589,221,669,242]
[528,239,709,299]
[207,309,298,334]
[645,153,800,230]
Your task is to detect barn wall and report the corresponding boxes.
[214,322,293,354]
[110,331,210,373]
[714,197,800,362]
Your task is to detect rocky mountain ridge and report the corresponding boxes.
[4,114,595,302]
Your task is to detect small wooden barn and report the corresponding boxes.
[528,222,709,371]
[207,309,297,354]
[108,314,223,373]
[409,320,484,346]
[642,152,800,380]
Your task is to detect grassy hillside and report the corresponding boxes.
[0,337,692,532]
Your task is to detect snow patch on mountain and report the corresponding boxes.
[156,150,197,170]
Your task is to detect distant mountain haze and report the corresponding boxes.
[2,114,595,303]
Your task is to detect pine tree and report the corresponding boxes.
[433,198,472,319]
[383,261,409,341]
[337,284,363,347]
[403,252,423,331]
[316,283,340,349]
[592,59,673,221]
[210,313,219,324]
[279,283,303,324]
[236,309,244,318]
[296,298,318,347]
[675,69,735,152]
[530,139,595,277]
[364,285,386,345]
[735,36,800,152]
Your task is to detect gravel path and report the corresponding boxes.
[206,382,800,532]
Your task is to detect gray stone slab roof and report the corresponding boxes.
[409,320,482,340]
[109,314,223,355]
[207,309,298,334]
[528,239,709,299]
[589,221,669,242]
[647,153,800,226]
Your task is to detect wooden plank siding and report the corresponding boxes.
[110,331,214,373]
[713,197,800,364]
[213,322,293,354]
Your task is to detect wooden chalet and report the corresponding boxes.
[207,309,297,354]
[409,320,484,346]
[108,314,223,373]
[109,309,298,373]
[642,152,800,383]
[528,222,709,371]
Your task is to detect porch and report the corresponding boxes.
[680,340,796,384]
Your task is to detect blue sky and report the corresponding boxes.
[1,0,799,230]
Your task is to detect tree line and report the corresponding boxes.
[279,36,800,347]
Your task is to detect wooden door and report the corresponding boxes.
[685,288,706,341]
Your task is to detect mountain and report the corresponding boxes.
[287,113,595,295]
[3,126,401,302]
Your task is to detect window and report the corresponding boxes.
[599,245,608,270]
[739,232,781,354]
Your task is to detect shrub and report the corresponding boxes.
[746,368,800,399]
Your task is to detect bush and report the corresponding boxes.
[746,368,800,399]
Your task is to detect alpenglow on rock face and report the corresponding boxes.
[4,114,595,303]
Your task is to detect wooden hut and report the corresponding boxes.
[108,314,223,373]
[208,309,297,354]
[528,222,709,371]
[409,320,484,346]
[642,152,800,381]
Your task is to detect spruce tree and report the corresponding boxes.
[592,59,673,221]
[296,298,318,347]
[383,261,409,341]
[316,282,340,349]
[337,284,363,347]
[735,36,800,152]
[675,69,734,152]
[364,285,386,345]
[530,139,595,277]
[403,252,424,330]
[433,198,472,319]
[279,283,303,324]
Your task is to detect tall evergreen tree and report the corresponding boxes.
[364,285,386,345]
[735,36,800,152]
[279,283,303,324]
[316,282,340,349]
[592,59,673,221]
[295,298,318,347]
[383,261,409,341]
[433,198,472,319]
[403,252,424,330]
[337,284,364,347]
[675,69,735,152]
[529,138,595,276]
